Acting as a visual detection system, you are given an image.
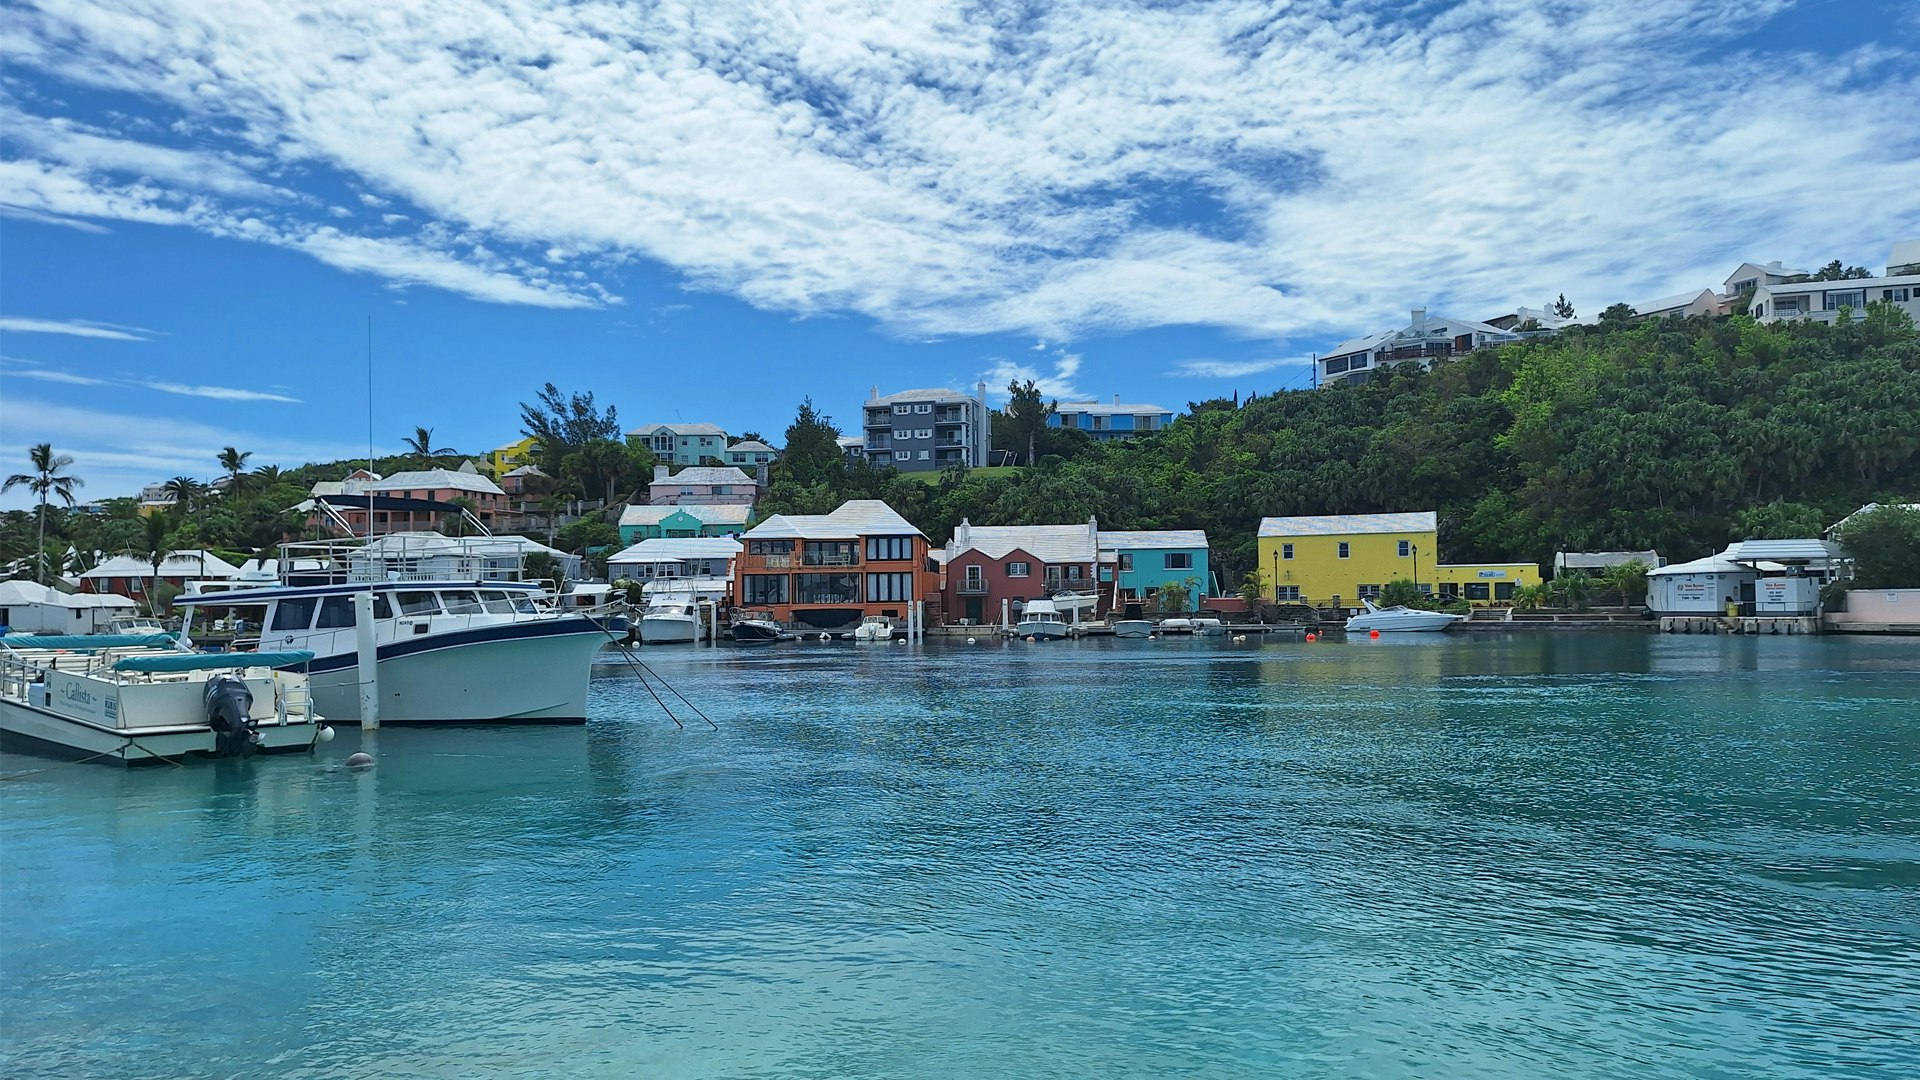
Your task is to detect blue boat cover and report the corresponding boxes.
[0,633,177,651]
[113,651,316,673]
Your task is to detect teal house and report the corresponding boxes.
[1097,530,1213,611]
[618,503,753,545]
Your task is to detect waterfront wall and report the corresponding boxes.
[1826,589,1920,633]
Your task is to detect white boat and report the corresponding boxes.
[0,633,332,763]
[1113,620,1155,639]
[639,597,701,644]
[174,533,623,725]
[1192,617,1226,637]
[1345,599,1466,633]
[852,615,893,641]
[1015,598,1069,640]
[1158,617,1195,634]
[1051,591,1099,616]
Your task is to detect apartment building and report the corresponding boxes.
[733,500,933,629]
[861,385,989,472]
[1049,398,1176,440]
[626,422,730,466]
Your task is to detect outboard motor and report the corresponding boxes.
[203,675,263,757]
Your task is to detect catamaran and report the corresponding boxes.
[0,632,331,763]
[175,533,624,724]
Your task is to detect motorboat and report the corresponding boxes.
[639,597,702,645]
[852,615,894,642]
[0,632,332,763]
[1113,620,1155,639]
[1345,599,1466,633]
[173,533,624,724]
[1051,591,1099,618]
[1158,617,1195,634]
[727,615,787,644]
[1192,617,1226,637]
[1015,598,1069,640]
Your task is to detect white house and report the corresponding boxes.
[1749,272,1920,326]
[605,537,741,590]
[1722,260,1809,298]
[1319,308,1518,387]
[1632,288,1723,321]
[722,440,780,468]
[0,579,137,634]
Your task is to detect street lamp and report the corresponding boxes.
[1410,542,1419,595]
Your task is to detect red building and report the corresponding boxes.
[938,518,1103,626]
[732,500,934,630]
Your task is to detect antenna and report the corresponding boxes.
[366,316,375,542]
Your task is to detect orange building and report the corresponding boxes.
[732,500,932,630]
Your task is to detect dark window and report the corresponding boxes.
[1282,543,1294,560]
[866,572,914,602]
[1166,553,1193,570]
[865,536,915,561]
[1494,582,1516,601]
[440,590,482,614]
[795,573,858,605]
[315,595,357,629]
[1337,542,1351,559]
[802,541,857,567]
[478,590,517,613]
[1466,583,1491,601]
[742,575,788,605]
[396,591,439,616]
[373,594,394,620]
[1397,540,1411,557]
[1439,583,1460,599]
[747,540,790,556]
[270,597,318,631]
[1119,553,1134,571]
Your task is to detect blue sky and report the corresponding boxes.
[3,0,1917,506]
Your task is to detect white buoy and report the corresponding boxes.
[316,725,336,742]
[345,752,375,769]
[966,637,977,645]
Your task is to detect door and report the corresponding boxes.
[965,596,983,624]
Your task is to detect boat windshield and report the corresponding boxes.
[396,591,440,616]
[440,590,483,614]
[478,589,518,614]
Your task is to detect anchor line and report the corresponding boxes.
[583,614,714,729]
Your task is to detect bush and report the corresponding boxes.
[1834,505,1920,588]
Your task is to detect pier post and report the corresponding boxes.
[353,588,379,729]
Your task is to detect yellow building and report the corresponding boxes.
[488,437,540,479]
[1256,511,1541,609]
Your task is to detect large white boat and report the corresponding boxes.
[638,597,702,645]
[852,615,894,641]
[0,632,331,763]
[175,533,623,724]
[1345,599,1467,633]
[1015,598,1069,640]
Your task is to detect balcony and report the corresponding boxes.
[802,553,860,567]
[744,554,793,570]
[935,411,968,425]
[956,580,989,594]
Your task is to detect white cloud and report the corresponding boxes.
[1,0,1916,345]
[983,349,1084,400]
[0,316,153,341]
[1174,356,1311,379]
[1,366,112,386]
[142,382,303,403]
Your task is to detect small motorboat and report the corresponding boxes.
[1158,617,1195,635]
[852,615,893,642]
[0,633,331,763]
[1192,617,1226,637]
[1015,598,1069,640]
[1113,620,1154,639]
[1345,599,1466,633]
[639,598,701,644]
[727,614,788,644]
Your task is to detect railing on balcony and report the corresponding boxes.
[935,412,968,424]
[956,579,989,595]
[801,553,860,567]
[744,554,793,570]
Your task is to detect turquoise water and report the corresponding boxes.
[3,634,1918,1078]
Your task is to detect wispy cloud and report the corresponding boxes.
[0,316,153,341]
[1,366,112,386]
[983,349,1085,400]
[1174,356,1310,379]
[1,0,1915,346]
[142,382,302,403]
[0,357,300,402]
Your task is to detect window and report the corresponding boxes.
[440,590,482,614]
[866,572,914,603]
[479,590,517,614]
[270,597,318,631]
[795,572,858,605]
[1397,540,1411,557]
[742,575,788,605]
[1357,584,1382,600]
[1337,542,1351,559]
[1438,583,1460,599]
[913,403,933,414]
[1886,288,1912,302]
[894,451,913,462]
[397,591,439,616]
[962,565,985,591]
[894,403,913,414]
[748,540,790,556]
[714,485,731,495]
[1166,553,1193,570]
[1824,290,1866,311]
[866,536,914,561]
[315,595,358,629]
[1466,582,1491,601]
[1007,561,1030,577]
[1119,553,1134,571]
[1494,582,1516,601]
[803,541,857,566]
[1066,565,1082,581]
[1325,356,1351,375]
[917,450,930,460]
[913,428,933,439]
[1276,585,1301,601]
[373,594,394,620]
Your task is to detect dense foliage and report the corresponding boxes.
[761,306,1920,583]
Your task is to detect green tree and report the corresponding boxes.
[3,442,83,583]
[140,512,171,615]
[1551,293,1575,319]
[1599,560,1650,606]
[1733,501,1827,540]
[1598,303,1636,326]
[218,447,253,499]
[1379,579,1421,607]
[403,426,453,469]
[775,397,847,490]
[1001,379,1056,466]
[519,383,620,470]
[160,476,204,519]
[1809,260,1872,281]
[1834,505,1920,588]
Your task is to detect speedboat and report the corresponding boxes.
[0,632,332,763]
[1158,617,1195,635]
[1015,598,1069,640]
[1113,620,1154,638]
[639,597,701,644]
[728,612,788,644]
[1345,599,1466,633]
[852,615,893,642]
[1192,617,1226,637]
[174,533,624,724]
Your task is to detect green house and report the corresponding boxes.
[618,503,754,545]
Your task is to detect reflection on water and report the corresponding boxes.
[4,634,1918,1079]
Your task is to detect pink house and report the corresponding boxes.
[648,465,757,507]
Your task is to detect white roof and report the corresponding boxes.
[627,422,728,437]
[606,537,743,564]
[726,440,778,454]
[1829,502,1919,534]
[1636,288,1717,315]
[1323,330,1395,359]
[354,469,504,496]
[1054,401,1174,416]
[0,579,131,609]
[652,466,753,487]
[503,464,547,478]
[951,523,1099,564]
[618,503,753,527]
[867,387,975,406]
[80,550,244,579]
[1259,512,1435,537]
[1098,530,1210,550]
[1555,550,1661,570]
[357,532,569,559]
[1753,272,1920,297]
[1723,539,1846,564]
[1325,313,1513,361]
[1723,261,1807,290]
[744,500,923,540]
[1649,556,1751,577]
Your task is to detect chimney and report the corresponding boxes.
[976,380,987,404]
[653,464,669,482]
[870,385,880,401]
[1412,307,1427,336]
[1113,393,1120,405]
[755,464,769,489]
[955,518,971,549]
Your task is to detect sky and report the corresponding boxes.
[2,0,1917,507]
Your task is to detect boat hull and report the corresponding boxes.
[0,699,320,765]
[1113,620,1154,638]
[304,619,609,723]
[639,615,698,644]
[728,621,784,643]
[1345,613,1463,633]
[1015,621,1068,640]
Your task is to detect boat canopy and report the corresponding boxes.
[112,650,316,673]
[0,633,177,651]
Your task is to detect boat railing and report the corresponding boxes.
[278,534,534,585]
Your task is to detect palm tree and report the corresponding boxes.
[3,443,83,583]
[160,476,203,518]
[250,463,284,487]
[404,426,454,469]
[218,447,253,499]
[141,512,171,617]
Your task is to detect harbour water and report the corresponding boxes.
[3,635,1917,1078]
